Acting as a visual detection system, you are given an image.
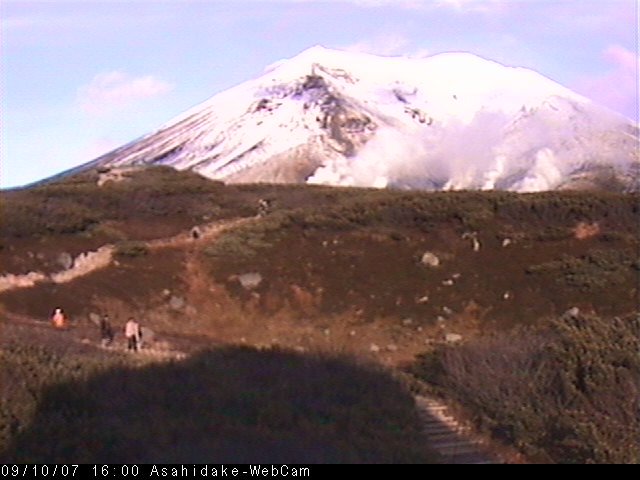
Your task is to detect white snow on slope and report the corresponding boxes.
[86,46,638,191]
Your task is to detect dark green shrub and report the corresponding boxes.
[115,242,148,257]
[2,346,438,464]
[411,315,640,463]
[526,249,637,291]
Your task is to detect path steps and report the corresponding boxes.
[415,395,499,464]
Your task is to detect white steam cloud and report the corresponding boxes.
[308,97,636,192]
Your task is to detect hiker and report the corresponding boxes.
[100,314,114,347]
[257,198,270,217]
[191,226,201,240]
[51,308,66,329]
[124,317,141,352]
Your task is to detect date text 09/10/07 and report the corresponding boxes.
[1,465,79,477]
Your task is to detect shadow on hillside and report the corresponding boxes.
[1,346,436,464]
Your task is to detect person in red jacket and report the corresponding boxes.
[51,308,66,328]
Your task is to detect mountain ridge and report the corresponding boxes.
[72,46,638,191]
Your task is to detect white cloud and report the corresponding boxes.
[574,45,639,120]
[340,34,430,58]
[342,34,410,56]
[436,0,507,14]
[76,71,172,114]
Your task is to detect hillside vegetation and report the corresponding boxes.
[0,330,435,463]
[1,166,638,463]
[411,314,639,463]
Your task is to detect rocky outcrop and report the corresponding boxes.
[0,246,114,292]
[51,246,114,284]
[0,272,47,292]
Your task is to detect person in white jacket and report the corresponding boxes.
[124,317,141,352]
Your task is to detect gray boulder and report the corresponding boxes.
[57,252,74,270]
[169,295,185,310]
[420,252,440,267]
[238,272,263,290]
[445,333,463,343]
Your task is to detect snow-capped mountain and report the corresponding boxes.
[82,46,639,191]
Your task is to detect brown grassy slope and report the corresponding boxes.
[1,167,638,463]
[1,167,638,360]
[0,318,437,464]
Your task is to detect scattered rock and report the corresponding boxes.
[564,307,580,319]
[502,238,512,247]
[369,343,380,353]
[402,318,413,326]
[162,289,171,297]
[169,295,185,310]
[442,306,453,315]
[445,333,463,343]
[238,272,262,290]
[386,344,398,352]
[462,231,481,251]
[57,252,73,270]
[421,251,440,267]
[442,279,454,286]
[503,291,511,300]
[416,295,429,304]
[88,312,101,325]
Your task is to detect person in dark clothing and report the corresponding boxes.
[100,315,114,347]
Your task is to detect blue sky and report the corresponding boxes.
[1,0,638,188]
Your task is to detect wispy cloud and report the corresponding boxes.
[436,0,507,14]
[340,34,430,58]
[76,71,172,115]
[574,45,639,120]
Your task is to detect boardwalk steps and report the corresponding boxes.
[415,394,498,464]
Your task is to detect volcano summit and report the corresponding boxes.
[79,46,638,191]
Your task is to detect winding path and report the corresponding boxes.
[0,217,254,293]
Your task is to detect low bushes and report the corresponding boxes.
[1,345,437,463]
[411,314,639,463]
[526,249,637,291]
